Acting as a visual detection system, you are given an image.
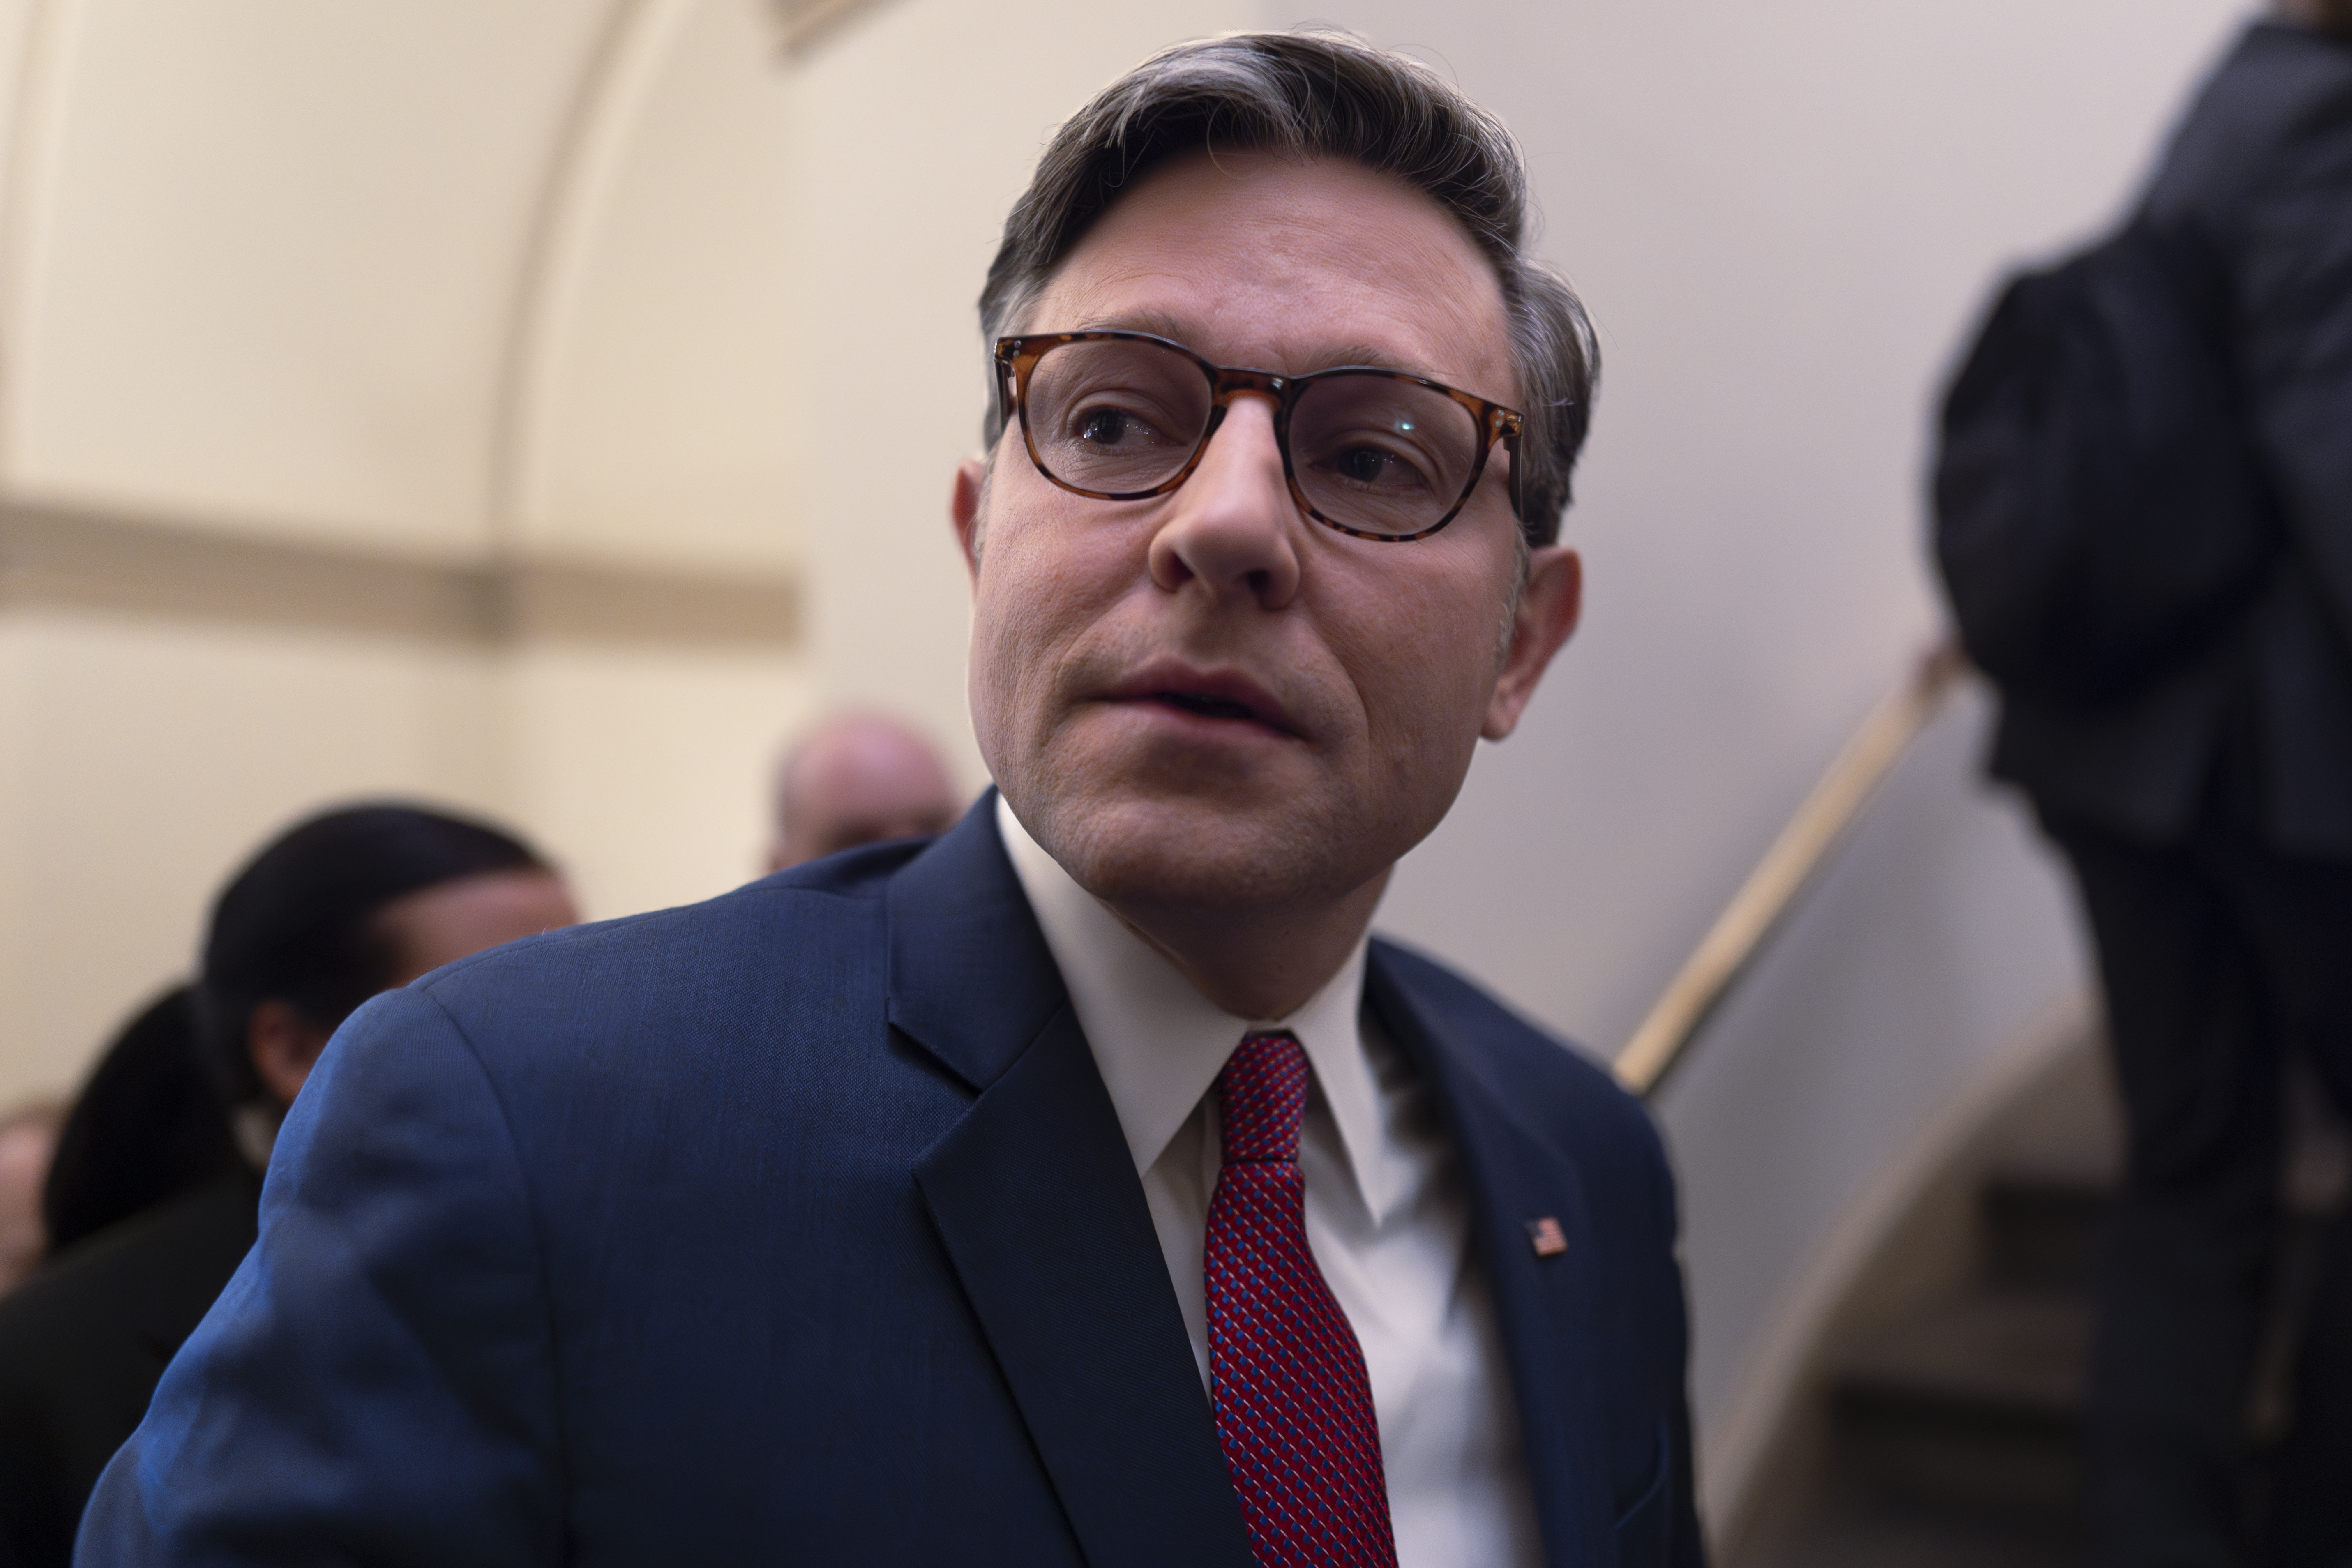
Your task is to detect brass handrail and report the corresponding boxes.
[1615,642,1967,1099]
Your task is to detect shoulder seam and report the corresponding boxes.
[406,988,575,1522]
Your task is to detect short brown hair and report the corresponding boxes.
[978,30,1598,547]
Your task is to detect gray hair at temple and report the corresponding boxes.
[977,28,1600,548]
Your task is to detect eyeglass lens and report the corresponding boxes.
[1023,337,1486,537]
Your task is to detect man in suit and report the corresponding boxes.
[1944,6,2352,1563]
[79,31,1703,1568]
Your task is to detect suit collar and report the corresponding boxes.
[893,792,1255,1567]
[992,793,1388,1215]
[1366,943,1615,1568]
[885,789,1069,1093]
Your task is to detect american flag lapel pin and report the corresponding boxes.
[1525,1216,1568,1258]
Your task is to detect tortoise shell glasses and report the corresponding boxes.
[994,330,1524,542]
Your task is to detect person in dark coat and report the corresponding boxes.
[1953,6,2352,1562]
[37,988,242,1261]
[0,805,577,1568]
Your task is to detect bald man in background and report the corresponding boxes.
[766,713,961,872]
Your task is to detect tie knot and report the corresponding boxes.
[1215,1032,1310,1165]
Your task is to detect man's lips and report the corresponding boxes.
[1099,665,1304,738]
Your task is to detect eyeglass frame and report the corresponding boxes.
[992,330,1526,543]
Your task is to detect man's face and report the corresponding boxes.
[958,152,1579,922]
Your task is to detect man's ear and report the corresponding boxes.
[247,999,334,1108]
[950,457,989,588]
[1483,545,1582,741]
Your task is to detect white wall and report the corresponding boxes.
[1325,0,2248,1050]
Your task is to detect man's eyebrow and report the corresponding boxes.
[1068,309,1196,343]
[1067,314,1438,379]
[1308,343,1431,378]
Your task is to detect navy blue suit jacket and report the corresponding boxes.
[80,799,1703,1567]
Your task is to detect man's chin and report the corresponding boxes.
[1028,791,1330,914]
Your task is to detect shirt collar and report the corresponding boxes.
[996,793,1386,1215]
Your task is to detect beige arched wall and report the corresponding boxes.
[0,0,1248,1103]
[2,0,613,551]
[513,0,804,575]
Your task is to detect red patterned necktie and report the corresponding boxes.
[1206,1031,1399,1568]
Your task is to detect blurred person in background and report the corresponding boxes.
[1937,1,2352,1561]
[76,30,1700,1568]
[0,1103,64,1295]
[0,804,576,1568]
[765,710,961,871]
[38,988,240,1262]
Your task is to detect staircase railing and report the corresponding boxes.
[1614,641,1967,1099]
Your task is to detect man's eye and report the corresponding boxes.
[1077,407,1146,446]
[1332,444,1429,491]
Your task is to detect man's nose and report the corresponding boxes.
[1146,395,1303,610]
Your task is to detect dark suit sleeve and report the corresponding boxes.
[1648,1112,1706,1568]
[2237,68,2352,641]
[76,987,565,1566]
[1596,1096,1706,1568]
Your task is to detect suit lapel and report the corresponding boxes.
[885,792,1068,1093]
[1366,947,1614,1568]
[890,798,1253,1568]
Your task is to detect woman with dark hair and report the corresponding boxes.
[0,804,576,1568]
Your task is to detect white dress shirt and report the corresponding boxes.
[996,797,1544,1568]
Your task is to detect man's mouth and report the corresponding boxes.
[1153,690,1264,723]
[1102,664,1302,738]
